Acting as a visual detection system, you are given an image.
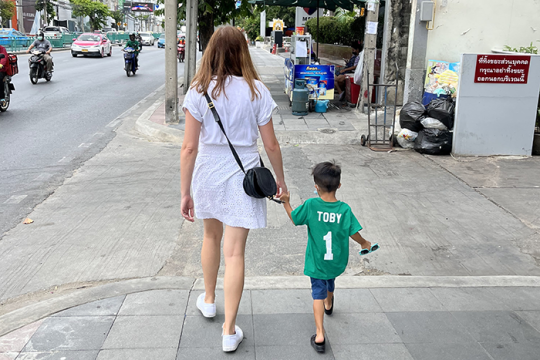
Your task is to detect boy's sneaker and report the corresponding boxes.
[324,296,334,315]
[196,293,216,318]
[222,325,244,352]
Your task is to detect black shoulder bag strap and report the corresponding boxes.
[204,93,264,172]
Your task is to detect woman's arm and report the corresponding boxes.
[180,109,202,222]
[259,119,287,196]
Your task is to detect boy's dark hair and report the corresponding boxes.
[312,161,341,193]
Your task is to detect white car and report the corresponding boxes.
[71,33,113,58]
[43,26,70,38]
[139,32,155,46]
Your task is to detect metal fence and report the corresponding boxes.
[2,32,162,52]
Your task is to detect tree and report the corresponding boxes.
[0,0,16,27]
[70,0,111,31]
[110,10,124,30]
[155,0,253,52]
[35,0,56,24]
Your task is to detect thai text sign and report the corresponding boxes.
[475,55,530,84]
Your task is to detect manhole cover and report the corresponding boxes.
[320,129,336,134]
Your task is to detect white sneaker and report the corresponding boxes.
[196,293,216,318]
[222,325,244,352]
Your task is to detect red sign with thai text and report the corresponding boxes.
[475,55,530,84]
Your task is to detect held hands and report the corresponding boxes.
[278,191,290,204]
[180,195,195,222]
[275,179,288,198]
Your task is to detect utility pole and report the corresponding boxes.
[359,0,379,112]
[183,0,198,95]
[43,0,48,28]
[164,0,178,123]
[16,0,24,32]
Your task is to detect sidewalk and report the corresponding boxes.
[135,47,371,145]
[1,46,540,360]
[1,276,540,360]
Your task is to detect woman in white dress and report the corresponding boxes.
[180,26,287,352]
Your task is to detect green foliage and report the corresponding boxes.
[110,10,124,29]
[0,0,16,26]
[504,43,539,55]
[265,6,296,28]
[306,13,364,46]
[70,0,111,31]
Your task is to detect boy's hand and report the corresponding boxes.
[278,191,290,204]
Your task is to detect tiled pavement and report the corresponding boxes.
[2,286,540,359]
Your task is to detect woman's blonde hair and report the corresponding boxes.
[190,26,261,101]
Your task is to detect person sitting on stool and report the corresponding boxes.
[335,41,363,102]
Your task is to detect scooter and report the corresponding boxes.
[0,53,14,112]
[177,43,185,62]
[123,47,137,77]
[28,50,52,84]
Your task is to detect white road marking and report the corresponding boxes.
[58,157,68,162]
[93,132,105,136]
[4,195,27,204]
[78,143,92,148]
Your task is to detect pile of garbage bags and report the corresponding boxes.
[397,98,455,155]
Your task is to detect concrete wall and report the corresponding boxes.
[426,0,540,62]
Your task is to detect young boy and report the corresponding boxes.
[279,161,379,353]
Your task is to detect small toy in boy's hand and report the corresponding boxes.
[360,242,379,256]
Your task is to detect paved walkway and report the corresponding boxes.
[1,46,540,360]
[144,47,371,144]
[1,280,540,360]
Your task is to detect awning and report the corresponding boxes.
[247,0,370,11]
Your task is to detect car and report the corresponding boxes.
[157,34,165,48]
[101,27,117,33]
[43,26,70,38]
[138,32,154,46]
[71,33,112,58]
[0,28,32,48]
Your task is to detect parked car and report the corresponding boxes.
[43,26,70,38]
[157,34,165,48]
[71,33,112,58]
[139,32,154,46]
[101,27,117,33]
[0,28,32,48]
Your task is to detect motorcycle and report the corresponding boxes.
[28,50,52,84]
[177,43,185,62]
[0,54,14,112]
[123,47,137,77]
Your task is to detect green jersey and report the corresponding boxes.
[125,40,140,54]
[291,197,362,280]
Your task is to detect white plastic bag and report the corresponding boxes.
[421,117,448,130]
[353,50,364,85]
[396,129,418,149]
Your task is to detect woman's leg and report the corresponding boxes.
[222,225,249,335]
[202,219,224,303]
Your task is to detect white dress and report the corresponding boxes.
[182,76,277,229]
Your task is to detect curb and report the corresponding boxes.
[2,275,540,337]
[134,97,184,143]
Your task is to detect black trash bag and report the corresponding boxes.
[400,101,426,132]
[414,129,453,155]
[426,98,455,130]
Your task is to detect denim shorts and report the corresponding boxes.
[310,277,336,300]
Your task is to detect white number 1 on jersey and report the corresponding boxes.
[323,231,333,260]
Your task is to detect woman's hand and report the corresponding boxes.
[181,195,195,222]
[276,179,288,198]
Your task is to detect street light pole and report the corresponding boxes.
[164,0,178,123]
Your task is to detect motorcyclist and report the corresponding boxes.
[124,32,141,69]
[0,45,8,103]
[26,32,53,73]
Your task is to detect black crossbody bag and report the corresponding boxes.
[204,93,282,204]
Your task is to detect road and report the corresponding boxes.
[0,45,183,237]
